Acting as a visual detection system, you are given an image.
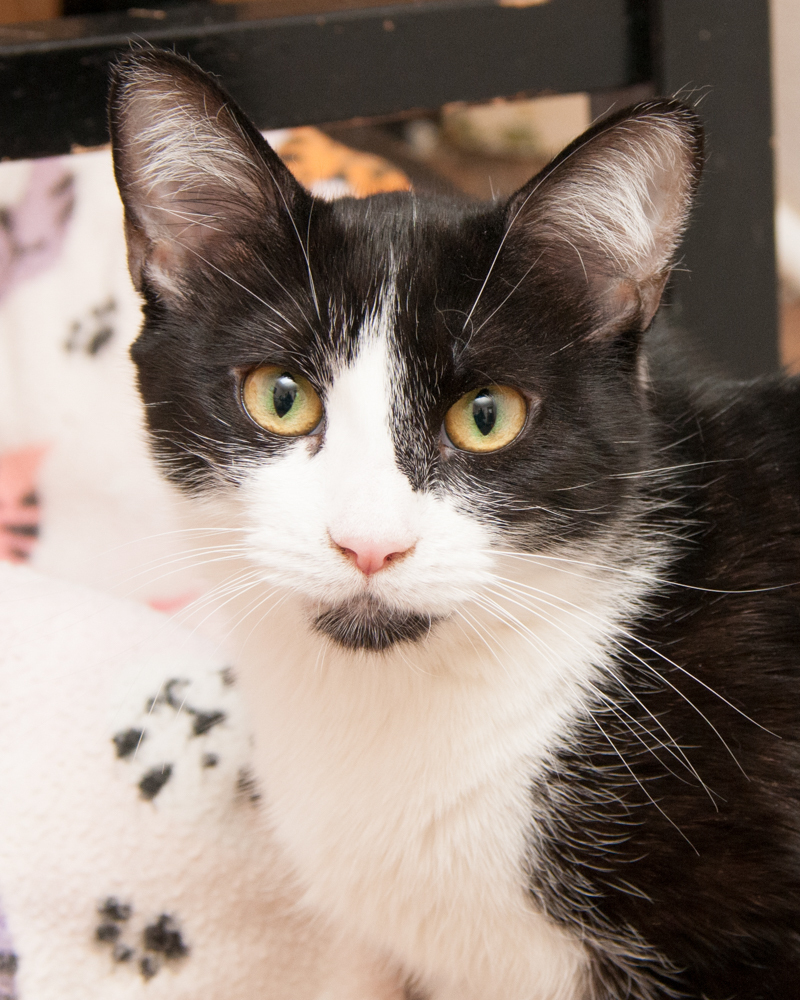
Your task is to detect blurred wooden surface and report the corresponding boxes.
[781,299,800,373]
[0,0,60,23]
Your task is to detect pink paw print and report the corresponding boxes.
[0,444,48,563]
[0,159,74,304]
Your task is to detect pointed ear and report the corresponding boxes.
[505,101,704,339]
[109,50,307,297]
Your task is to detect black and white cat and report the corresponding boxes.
[109,50,800,1000]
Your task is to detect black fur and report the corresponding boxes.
[528,370,800,1000]
[314,597,435,650]
[109,51,800,999]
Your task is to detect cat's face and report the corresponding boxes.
[110,52,702,652]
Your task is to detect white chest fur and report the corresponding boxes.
[231,576,630,1000]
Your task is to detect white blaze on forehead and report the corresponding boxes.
[320,321,419,550]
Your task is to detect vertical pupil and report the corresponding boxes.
[472,390,497,436]
[273,374,298,418]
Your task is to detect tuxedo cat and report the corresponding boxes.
[109,50,800,1000]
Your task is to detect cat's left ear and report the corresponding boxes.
[504,101,704,339]
[109,49,308,297]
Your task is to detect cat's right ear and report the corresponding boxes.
[109,50,307,297]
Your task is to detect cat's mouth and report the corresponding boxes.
[312,596,439,651]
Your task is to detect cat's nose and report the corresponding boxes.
[331,535,416,576]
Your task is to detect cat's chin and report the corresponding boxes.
[311,596,439,651]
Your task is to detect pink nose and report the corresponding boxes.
[332,536,415,576]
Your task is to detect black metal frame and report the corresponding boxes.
[0,0,776,378]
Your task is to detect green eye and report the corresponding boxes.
[242,365,323,436]
[444,385,528,453]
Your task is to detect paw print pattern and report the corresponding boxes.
[111,666,249,806]
[0,445,48,564]
[0,900,17,1000]
[138,764,173,801]
[64,297,117,356]
[146,677,228,735]
[112,728,144,759]
[94,897,189,980]
[0,160,74,305]
[236,766,262,805]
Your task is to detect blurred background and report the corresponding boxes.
[3,0,800,370]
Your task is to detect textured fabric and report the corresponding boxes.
[0,564,401,999]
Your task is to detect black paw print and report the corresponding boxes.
[95,897,189,980]
[112,676,230,801]
[64,297,116,356]
[236,766,262,805]
[0,949,18,1000]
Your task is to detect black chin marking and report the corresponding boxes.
[313,599,436,651]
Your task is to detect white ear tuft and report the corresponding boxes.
[109,50,304,296]
[506,102,703,337]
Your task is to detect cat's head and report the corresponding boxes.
[109,51,702,653]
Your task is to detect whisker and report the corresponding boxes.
[469,590,707,834]
[461,131,601,334]
[262,160,321,319]
[587,709,699,855]
[488,574,756,774]
[467,256,542,341]
[485,583,716,802]
[485,548,794,596]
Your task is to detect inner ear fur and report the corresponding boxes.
[109,49,307,295]
[504,101,704,339]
